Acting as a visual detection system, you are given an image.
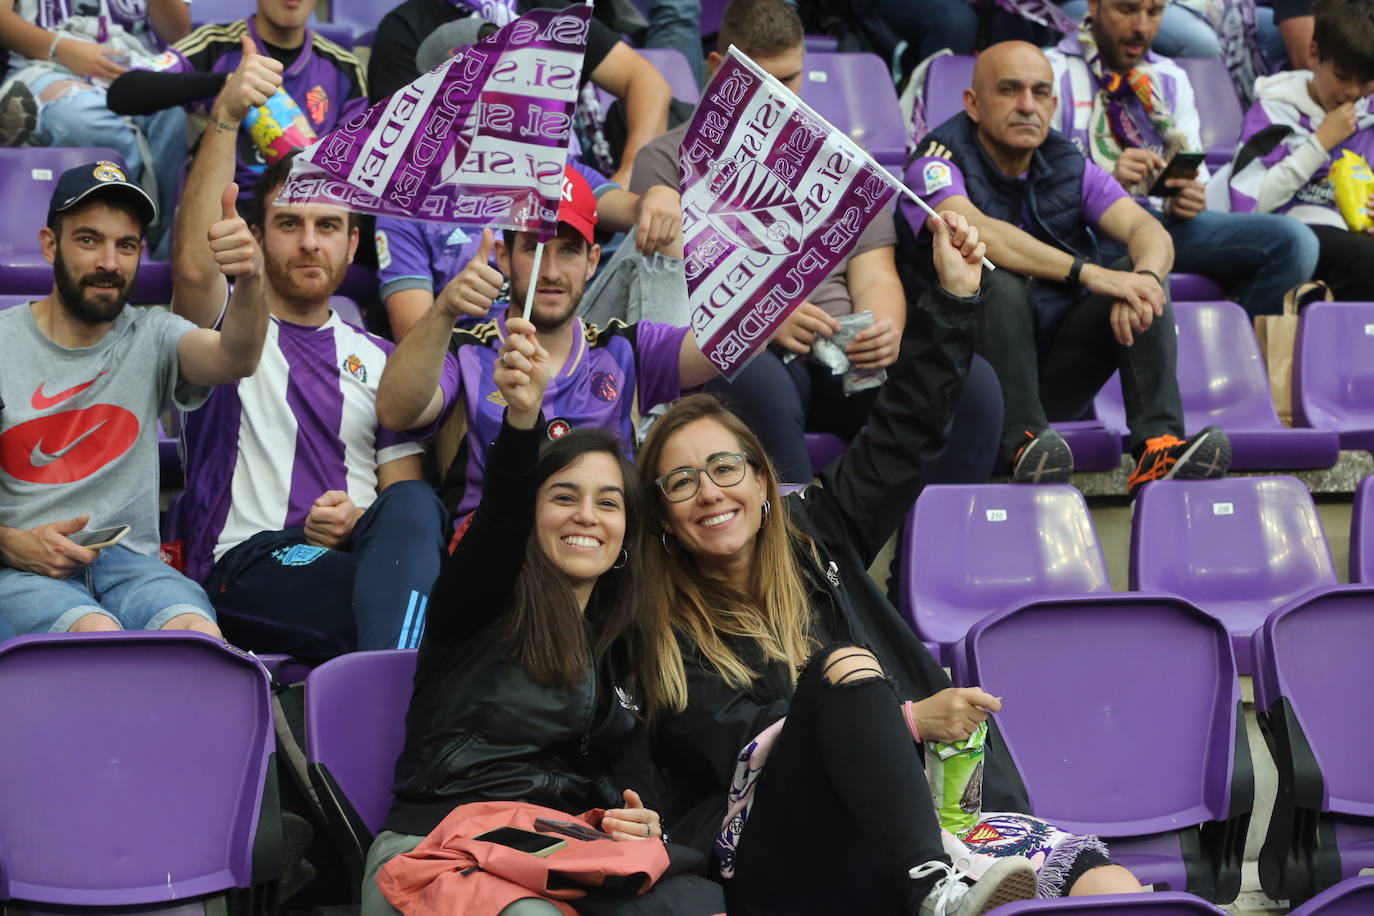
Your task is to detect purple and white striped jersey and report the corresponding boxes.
[1230,70,1374,228]
[173,308,458,582]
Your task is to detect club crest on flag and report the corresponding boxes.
[704,158,804,256]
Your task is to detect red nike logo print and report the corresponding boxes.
[31,372,107,410]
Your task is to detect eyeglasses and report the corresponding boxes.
[654,452,752,502]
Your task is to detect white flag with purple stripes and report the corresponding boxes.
[680,49,903,379]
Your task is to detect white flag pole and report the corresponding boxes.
[522,242,545,320]
[729,48,995,271]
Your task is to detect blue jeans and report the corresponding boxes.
[0,545,216,635]
[28,70,187,252]
[1101,209,1318,317]
[647,0,705,86]
[204,481,449,660]
[1059,1,1284,64]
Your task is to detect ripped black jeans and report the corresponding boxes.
[725,643,949,916]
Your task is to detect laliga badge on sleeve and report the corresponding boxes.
[922,160,953,194]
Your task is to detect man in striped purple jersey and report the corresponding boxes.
[166,49,453,660]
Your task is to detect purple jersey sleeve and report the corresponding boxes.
[1080,161,1129,227]
[376,217,436,296]
[570,157,616,196]
[900,154,967,232]
[629,321,689,409]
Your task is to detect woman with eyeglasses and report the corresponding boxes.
[635,213,1143,916]
[361,317,722,916]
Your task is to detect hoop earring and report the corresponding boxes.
[660,531,677,556]
[760,498,772,529]
[613,548,629,569]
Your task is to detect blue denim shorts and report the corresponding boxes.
[0,545,216,634]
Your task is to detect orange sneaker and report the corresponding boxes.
[1127,426,1232,498]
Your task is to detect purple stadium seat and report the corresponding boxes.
[1051,418,1123,471]
[952,593,1252,902]
[920,54,975,133]
[699,0,727,36]
[329,295,366,329]
[1251,587,1374,904]
[1293,301,1374,453]
[596,47,699,116]
[801,52,907,175]
[804,431,848,476]
[0,295,31,310]
[1168,274,1226,301]
[1174,58,1243,170]
[324,0,381,45]
[1131,476,1336,675]
[0,631,279,907]
[804,35,839,52]
[990,893,1229,914]
[1351,475,1374,583]
[1094,301,1340,470]
[901,484,1110,664]
[305,649,418,890]
[1287,876,1374,915]
[158,417,183,487]
[255,653,313,685]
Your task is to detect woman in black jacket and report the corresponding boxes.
[635,213,1142,916]
[361,317,718,916]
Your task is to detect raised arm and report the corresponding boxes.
[590,42,672,188]
[176,183,269,385]
[377,229,503,430]
[425,317,551,644]
[172,36,282,327]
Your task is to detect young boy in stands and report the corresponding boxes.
[0,160,267,636]
[168,47,452,660]
[1229,0,1374,300]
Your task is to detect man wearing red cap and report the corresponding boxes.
[378,164,722,530]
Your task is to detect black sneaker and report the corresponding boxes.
[1127,425,1232,498]
[1011,428,1074,484]
[0,79,36,147]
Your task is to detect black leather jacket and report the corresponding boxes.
[383,420,655,838]
[652,285,1032,853]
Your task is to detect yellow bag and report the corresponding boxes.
[1330,149,1374,232]
[1254,281,1333,426]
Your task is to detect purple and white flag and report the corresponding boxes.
[278,5,589,239]
[680,49,902,378]
[448,0,517,26]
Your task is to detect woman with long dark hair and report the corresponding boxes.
[361,317,714,916]
[636,213,1143,916]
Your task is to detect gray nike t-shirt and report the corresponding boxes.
[0,303,210,557]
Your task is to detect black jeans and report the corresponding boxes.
[707,349,1004,484]
[1312,224,1374,302]
[977,266,1184,459]
[725,645,948,916]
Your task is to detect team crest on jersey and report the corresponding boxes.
[546,417,572,440]
[306,86,329,124]
[590,371,618,403]
[486,388,508,406]
[342,354,368,383]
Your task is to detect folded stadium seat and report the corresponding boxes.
[325,0,384,47]
[0,631,282,910]
[901,483,1111,664]
[329,295,366,329]
[800,52,907,176]
[305,649,418,892]
[255,653,313,685]
[804,431,848,476]
[1286,876,1374,915]
[1168,274,1227,300]
[1093,301,1340,470]
[1251,586,1374,904]
[1350,474,1374,583]
[699,0,727,37]
[1173,58,1243,171]
[1050,418,1124,471]
[804,35,839,52]
[919,54,975,132]
[985,892,1230,914]
[158,416,183,488]
[1293,301,1374,455]
[1130,476,1337,675]
[311,21,355,50]
[597,46,700,111]
[950,593,1253,903]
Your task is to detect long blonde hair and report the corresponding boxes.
[637,394,819,716]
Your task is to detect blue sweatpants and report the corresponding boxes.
[204,481,448,660]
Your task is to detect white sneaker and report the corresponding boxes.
[911,856,1038,916]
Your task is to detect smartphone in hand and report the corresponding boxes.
[69,525,131,550]
[1148,151,1207,197]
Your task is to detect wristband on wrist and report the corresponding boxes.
[47,32,64,62]
[1066,256,1087,286]
[1136,269,1163,285]
[902,700,922,743]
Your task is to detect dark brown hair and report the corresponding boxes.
[717,0,804,58]
[245,152,363,233]
[1313,0,1374,83]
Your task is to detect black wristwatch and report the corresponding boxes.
[1066,256,1088,286]
[1136,269,1164,285]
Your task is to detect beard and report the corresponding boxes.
[508,276,583,332]
[54,247,135,325]
[264,253,347,310]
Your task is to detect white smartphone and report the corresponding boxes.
[69,525,131,550]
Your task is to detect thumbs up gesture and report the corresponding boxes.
[435,228,505,322]
[213,34,285,124]
[208,183,262,278]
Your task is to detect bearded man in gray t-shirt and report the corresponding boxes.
[0,160,267,636]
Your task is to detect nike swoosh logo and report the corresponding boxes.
[30,419,109,466]
[31,372,108,410]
